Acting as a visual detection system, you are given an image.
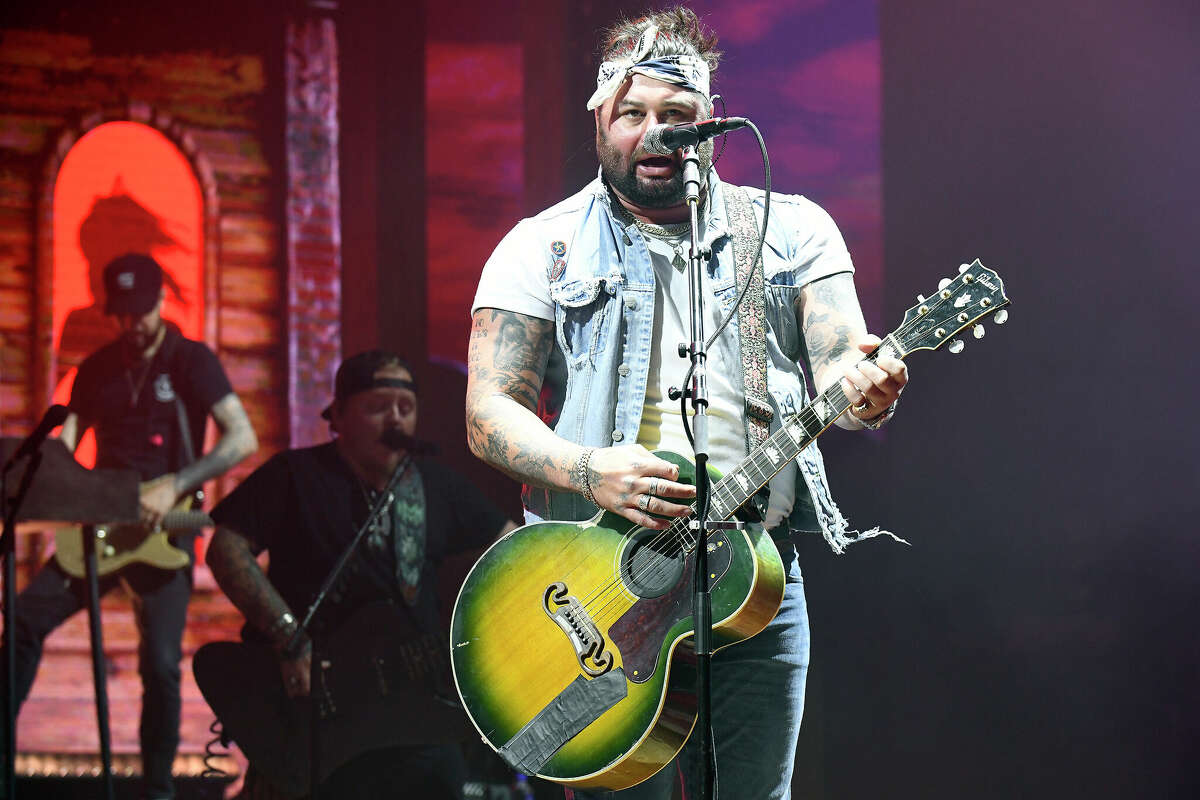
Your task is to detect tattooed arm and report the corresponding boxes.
[175,393,258,496]
[207,526,311,696]
[139,393,258,529]
[799,273,908,430]
[466,308,692,529]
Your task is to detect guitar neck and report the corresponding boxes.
[664,259,1011,552]
[691,333,905,537]
[160,510,214,530]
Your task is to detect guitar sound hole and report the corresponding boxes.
[620,529,685,599]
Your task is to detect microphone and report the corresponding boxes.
[3,404,70,472]
[642,117,750,155]
[380,428,438,456]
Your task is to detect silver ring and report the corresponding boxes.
[852,399,871,413]
[648,477,660,497]
[638,494,651,512]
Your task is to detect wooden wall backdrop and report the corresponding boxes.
[0,28,286,492]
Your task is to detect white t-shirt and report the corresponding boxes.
[637,231,797,529]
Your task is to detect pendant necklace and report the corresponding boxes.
[124,356,154,408]
[633,218,691,272]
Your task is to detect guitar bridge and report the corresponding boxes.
[542,582,613,677]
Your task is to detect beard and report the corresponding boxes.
[597,129,714,209]
[123,317,163,355]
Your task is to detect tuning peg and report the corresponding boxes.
[958,263,970,273]
[972,324,985,339]
[917,293,926,302]
[948,339,965,354]
[993,309,1008,325]
[938,278,952,290]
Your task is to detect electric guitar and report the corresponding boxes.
[193,601,473,799]
[53,491,211,579]
[450,261,1011,791]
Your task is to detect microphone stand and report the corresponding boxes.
[678,145,743,800]
[283,449,413,800]
[1,451,44,800]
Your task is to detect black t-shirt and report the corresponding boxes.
[209,442,505,638]
[69,327,233,480]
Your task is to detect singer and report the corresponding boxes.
[205,350,517,799]
[466,7,907,799]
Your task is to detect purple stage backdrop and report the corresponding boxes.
[425,1,881,368]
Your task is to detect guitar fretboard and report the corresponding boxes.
[672,333,903,552]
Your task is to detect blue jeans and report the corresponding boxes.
[572,541,810,800]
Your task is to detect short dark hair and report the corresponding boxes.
[599,7,722,75]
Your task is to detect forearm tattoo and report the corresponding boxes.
[800,273,866,378]
[467,309,567,489]
[175,393,257,495]
[207,527,293,644]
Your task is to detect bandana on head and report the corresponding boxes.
[586,24,711,111]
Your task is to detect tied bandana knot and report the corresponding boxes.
[586,24,711,111]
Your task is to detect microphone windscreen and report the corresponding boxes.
[641,124,674,156]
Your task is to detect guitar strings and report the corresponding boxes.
[575,319,913,625]
[570,293,981,627]
[577,333,878,622]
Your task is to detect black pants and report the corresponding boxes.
[242,745,466,799]
[0,556,192,800]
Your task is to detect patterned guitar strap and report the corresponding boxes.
[723,185,773,454]
[388,464,426,606]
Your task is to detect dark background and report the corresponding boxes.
[796,1,1200,797]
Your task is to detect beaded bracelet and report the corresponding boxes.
[856,399,898,431]
[575,447,597,506]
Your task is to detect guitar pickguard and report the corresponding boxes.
[609,533,732,684]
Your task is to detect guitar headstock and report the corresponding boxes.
[892,260,1011,356]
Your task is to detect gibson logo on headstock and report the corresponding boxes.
[977,275,999,292]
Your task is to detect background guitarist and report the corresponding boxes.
[205,350,517,799]
[466,8,908,798]
[0,253,258,800]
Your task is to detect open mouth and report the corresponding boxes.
[636,156,676,177]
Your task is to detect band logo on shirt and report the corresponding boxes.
[154,373,176,403]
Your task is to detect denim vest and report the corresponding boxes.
[516,173,866,553]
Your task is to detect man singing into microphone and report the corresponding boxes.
[206,350,517,799]
[467,8,907,798]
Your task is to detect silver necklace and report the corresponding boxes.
[632,219,691,271]
[607,189,695,271]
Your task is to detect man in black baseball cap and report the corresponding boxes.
[0,251,258,800]
[103,252,164,316]
[206,349,517,799]
[102,253,168,354]
[320,349,418,425]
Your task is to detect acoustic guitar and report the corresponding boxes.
[450,261,1011,791]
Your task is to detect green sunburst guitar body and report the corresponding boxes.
[451,261,1011,791]
[452,451,784,791]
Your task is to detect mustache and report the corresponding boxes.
[379,428,438,455]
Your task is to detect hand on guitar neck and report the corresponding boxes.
[139,472,180,529]
[53,487,214,580]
